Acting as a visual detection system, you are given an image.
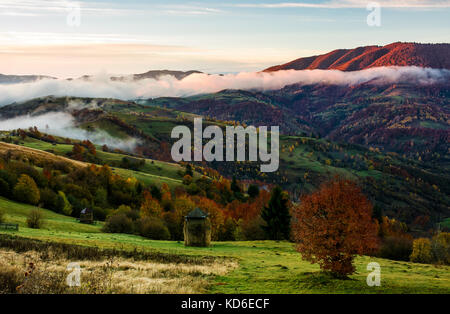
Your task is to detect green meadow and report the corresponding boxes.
[1,197,449,294]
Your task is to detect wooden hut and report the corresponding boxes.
[184,208,211,247]
[79,208,94,224]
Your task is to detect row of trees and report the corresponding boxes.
[0,150,289,242]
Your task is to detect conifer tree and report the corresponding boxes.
[261,186,291,240]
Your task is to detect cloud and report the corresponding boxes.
[0,66,448,107]
[236,0,450,9]
[0,0,138,17]
[0,111,141,151]
[159,4,225,16]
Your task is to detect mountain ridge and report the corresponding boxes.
[263,42,450,72]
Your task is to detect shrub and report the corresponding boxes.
[431,232,450,265]
[39,188,58,211]
[217,217,237,241]
[102,214,133,234]
[26,209,43,229]
[13,174,40,205]
[137,217,171,240]
[110,205,132,217]
[235,216,266,241]
[378,236,413,261]
[162,211,183,241]
[92,206,109,221]
[57,191,72,216]
[186,183,200,195]
[0,169,17,189]
[110,205,139,221]
[410,238,433,264]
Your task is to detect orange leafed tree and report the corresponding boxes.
[140,191,162,218]
[292,178,379,276]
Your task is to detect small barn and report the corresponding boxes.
[184,208,211,247]
[79,208,94,224]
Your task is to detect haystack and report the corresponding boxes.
[184,208,211,247]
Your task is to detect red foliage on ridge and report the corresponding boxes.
[263,42,450,72]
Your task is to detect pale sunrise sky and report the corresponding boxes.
[0,0,449,77]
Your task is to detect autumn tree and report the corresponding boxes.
[261,186,291,240]
[192,196,225,240]
[163,195,196,240]
[71,144,85,161]
[13,174,40,205]
[292,179,378,277]
[140,191,162,217]
[410,238,432,264]
[160,183,173,211]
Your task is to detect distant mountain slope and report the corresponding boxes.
[143,89,314,135]
[142,80,449,164]
[0,70,201,84]
[121,69,202,81]
[264,42,450,72]
[0,74,56,84]
[76,70,202,82]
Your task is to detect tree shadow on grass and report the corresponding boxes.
[295,271,359,292]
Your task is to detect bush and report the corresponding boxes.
[410,238,433,264]
[26,209,43,229]
[186,183,200,195]
[431,232,450,265]
[102,213,133,234]
[92,206,109,221]
[39,188,58,211]
[13,174,40,205]
[109,205,135,219]
[162,211,183,241]
[217,217,237,241]
[235,217,266,241]
[57,191,72,216]
[137,217,171,240]
[0,169,17,189]
[378,236,413,261]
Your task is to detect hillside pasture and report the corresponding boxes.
[0,199,448,295]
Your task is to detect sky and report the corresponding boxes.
[0,0,449,77]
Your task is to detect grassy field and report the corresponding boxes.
[1,197,449,294]
[0,197,101,233]
[25,140,188,183]
[1,139,188,188]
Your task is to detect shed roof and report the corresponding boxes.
[186,208,208,219]
[81,208,92,214]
